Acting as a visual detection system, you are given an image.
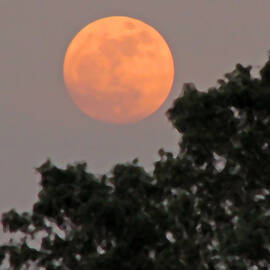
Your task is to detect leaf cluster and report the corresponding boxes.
[1,59,270,269]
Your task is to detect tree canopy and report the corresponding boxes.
[1,58,270,269]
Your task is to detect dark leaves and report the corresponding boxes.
[2,57,270,269]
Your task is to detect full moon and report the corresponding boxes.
[63,16,174,123]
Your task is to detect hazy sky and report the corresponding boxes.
[1,0,270,221]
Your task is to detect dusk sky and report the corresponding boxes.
[1,0,270,234]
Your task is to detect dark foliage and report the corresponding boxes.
[1,58,270,269]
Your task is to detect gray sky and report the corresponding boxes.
[0,0,270,220]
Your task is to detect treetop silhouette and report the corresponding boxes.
[1,57,270,269]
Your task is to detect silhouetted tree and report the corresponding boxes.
[1,57,270,269]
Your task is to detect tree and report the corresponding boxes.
[1,58,270,270]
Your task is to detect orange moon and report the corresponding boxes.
[63,16,174,123]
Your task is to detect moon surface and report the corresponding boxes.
[63,16,174,123]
